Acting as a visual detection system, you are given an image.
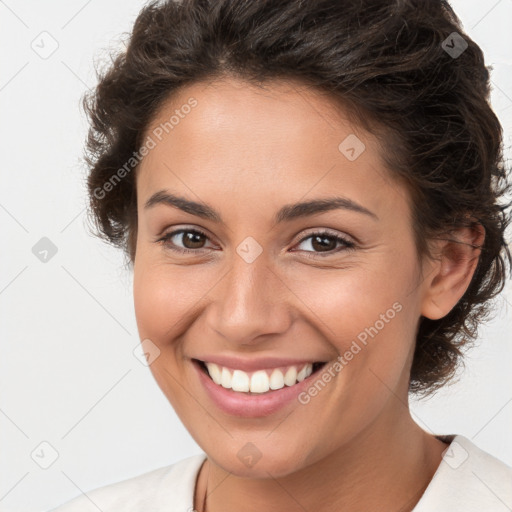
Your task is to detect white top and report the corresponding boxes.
[49,434,512,512]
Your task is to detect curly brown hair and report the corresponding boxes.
[82,0,511,397]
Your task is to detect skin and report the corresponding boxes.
[132,77,484,512]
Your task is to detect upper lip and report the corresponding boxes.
[192,355,328,372]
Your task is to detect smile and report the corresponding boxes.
[196,360,327,394]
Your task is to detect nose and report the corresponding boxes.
[205,251,293,346]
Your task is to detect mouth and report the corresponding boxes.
[193,359,328,395]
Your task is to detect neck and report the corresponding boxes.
[194,401,448,512]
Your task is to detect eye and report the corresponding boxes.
[155,228,214,254]
[292,230,356,257]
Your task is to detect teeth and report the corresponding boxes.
[297,365,309,382]
[207,362,222,385]
[231,370,250,392]
[250,370,270,393]
[221,367,232,389]
[284,366,297,386]
[269,368,285,390]
[204,362,314,393]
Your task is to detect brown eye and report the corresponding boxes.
[294,231,355,256]
[310,234,338,252]
[180,230,207,249]
[157,228,213,254]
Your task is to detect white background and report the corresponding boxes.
[1,1,511,511]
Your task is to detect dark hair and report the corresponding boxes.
[83,0,511,397]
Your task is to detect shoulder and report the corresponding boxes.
[414,435,512,512]
[48,453,207,512]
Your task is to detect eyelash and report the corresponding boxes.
[155,227,356,258]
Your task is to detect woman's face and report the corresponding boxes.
[133,77,432,477]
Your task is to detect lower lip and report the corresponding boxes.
[193,360,326,418]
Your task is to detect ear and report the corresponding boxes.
[420,222,485,321]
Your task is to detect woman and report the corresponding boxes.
[51,0,512,510]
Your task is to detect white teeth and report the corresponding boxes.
[205,362,222,385]
[221,367,231,388]
[269,368,285,390]
[250,370,270,393]
[297,365,309,382]
[231,370,250,392]
[284,366,297,386]
[203,362,315,394]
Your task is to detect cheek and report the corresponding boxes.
[132,262,202,412]
[133,261,204,340]
[291,261,409,341]
[291,260,417,387]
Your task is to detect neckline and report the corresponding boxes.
[408,433,458,510]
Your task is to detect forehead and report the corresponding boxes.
[142,77,365,157]
[136,77,408,222]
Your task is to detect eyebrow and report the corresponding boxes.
[144,190,378,224]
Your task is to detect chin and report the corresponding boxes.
[205,442,309,479]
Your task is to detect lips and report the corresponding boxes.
[192,358,329,417]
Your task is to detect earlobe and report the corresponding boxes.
[421,222,485,321]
